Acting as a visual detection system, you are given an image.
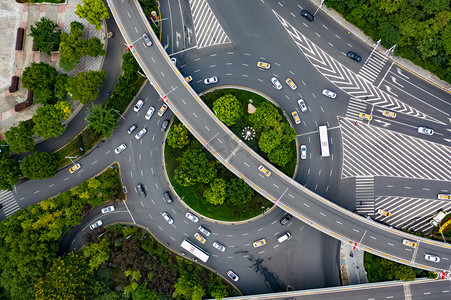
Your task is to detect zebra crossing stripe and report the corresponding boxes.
[340,119,451,180]
[189,0,231,49]
[355,176,375,216]
[273,11,443,124]
[0,190,20,217]
[345,99,367,118]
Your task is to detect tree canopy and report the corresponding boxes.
[267,143,294,167]
[4,121,35,154]
[213,94,243,126]
[66,70,106,104]
[173,147,217,187]
[85,104,119,138]
[167,123,190,149]
[226,178,254,205]
[75,0,110,30]
[203,178,227,205]
[21,62,58,92]
[0,158,20,191]
[32,104,66,139]
[29,17,61,54]
[249,102,282,131]
[20,151,58,180]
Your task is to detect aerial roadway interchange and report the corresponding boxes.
[109,0,451,278]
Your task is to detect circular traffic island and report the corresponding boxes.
[164,88,297,221]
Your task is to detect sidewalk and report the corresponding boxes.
[0,0,105,138]
[310,0,451,91]
[339,242,368,285]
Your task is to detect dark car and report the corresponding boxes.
[163,191,173,203]
[161,120,169,132]
[280,213,292,225]
[127,124,137,134]
[300,9,314,21]
[136,183,146,197]
[347,51,362,62]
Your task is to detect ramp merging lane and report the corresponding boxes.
[107,0,451,274]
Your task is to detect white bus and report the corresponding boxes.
[180,238,210,262]
[318,126,330,157]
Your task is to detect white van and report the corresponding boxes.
[277,231,291,243]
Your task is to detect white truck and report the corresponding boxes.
[429,210,447,227]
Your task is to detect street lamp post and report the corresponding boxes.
[65,155,78,167]
[314,0,325,16]
[113,109,126,121]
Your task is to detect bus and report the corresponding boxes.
[318,125,330,157]
[180,238,210,262]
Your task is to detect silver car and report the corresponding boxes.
[162,212,173,224]
[300,145,307,159]
[212,241,226,252]
[89,220,103,230]
[135,128,147,140]
[185,212,199,222]
[114,143,127,154]
[101,206,115,214]
[271,77,282,90]
[322,89,336,99]
[227,270,239,281]
[198,225,211,237]
[145,107,155,120]
[298,99,308,112]
[142,33,152,47]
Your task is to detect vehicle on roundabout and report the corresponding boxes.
[359,113,373,120]
[300,145,307,160]
[322,89,337,99]
[271,77,282,90]
[257,61,271,69]
[298,99,308,112]
[114,143,127,154]
[133,99,144,112]
[171,57,176,66]
[417,126,434,135]
[213,241,226,252]
[347,51,362,62]
[185,76,192,82]
[136,183,146,197]
[253,238,266,248]
[194,232,206,244]
[145,107,155,120]
[135,128,147,140]
[158,104,168,116]
[162,212,173,224]
[258,165,271,177]
[161,120,169,132]
[204,76,218,85]
[198,225,211,237]
[291,111,301,124]
[101,206,115,214]
[186,212,199,222]
[69,163,81,174]
[142,33,152,47]
[89,220,103,230]
[227,270,239,281]
[285,78,297,90]
[127,124,137,134]
[163,191,173,203]
[280,213,292,225]
[382,110,397,118]
[300,9,314,21]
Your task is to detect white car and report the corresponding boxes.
[135,128,147,140]
[171,57,177,66]
[89,220,103,230]
[145,107,155,120]
[417,127,434,135]
[322,89,336,99]
[424,253,440,263]
[300,145,307,159]
[133,99,144,112]
[142,33,152,47]
[298,99,307,112]
[212,241,226,252]
[114,143,127,154]
[204,76,218,85]
[271,77,282,90]
[185,212,199,222]
[101,206,115,214]
[162,212,173,224]
[227,270,239,282]
[198,225,211,237]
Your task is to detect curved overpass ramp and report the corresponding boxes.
[107,0,451,273]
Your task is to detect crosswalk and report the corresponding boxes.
[345,99,368,119]
[358,51,387,84]
[340,118,451,181]
[0,190,19,217]
[374,196,451,233]
[189,0,231,48]
[274,11,443,124]
[355,177,375,216]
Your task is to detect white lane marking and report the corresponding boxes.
[304,203,310,207]
[336,221,342,225]
[48,184,54,187]
[320,212,326,216]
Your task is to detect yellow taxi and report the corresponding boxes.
[438,194,450,200]
[69,163,81,174]
[158,104,168,116]
[257,61,271,69]
[258,165,271,177]
[377,209,392,217]
[185,76,192,82]
[359,113,373,120]
[253,238,266,248]
[402,239,417,248]
[382,110,396,118]
[194,233,206,244]
[291,111,301,124]
[285,78,297,90]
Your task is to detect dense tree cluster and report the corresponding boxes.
[213,94,243,126]
[325,0,451,83]
[4,120,35,154]
[75,0,110,31]
[167,123,190,149]
[174,147,217,187]
[29,17,61,54]
[20,151,58,180]
[66,70,107,105]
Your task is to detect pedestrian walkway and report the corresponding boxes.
[0,190,19,217]
[345,98,367,119]
[339,242,368,285]
[355,176,375,216]
[358,51,387,84]
[189,0,231,49]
